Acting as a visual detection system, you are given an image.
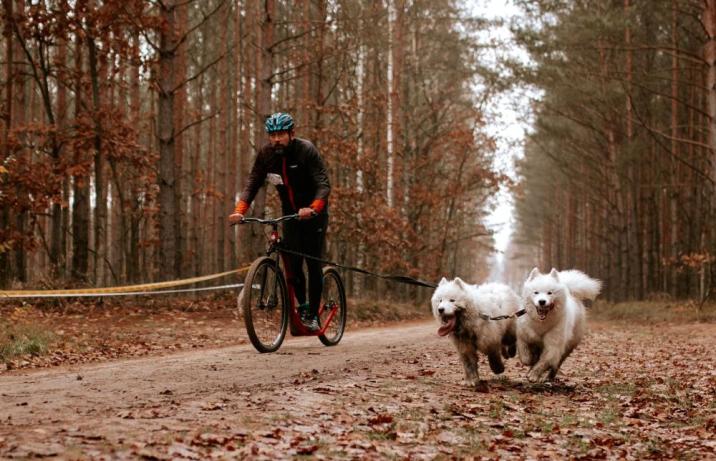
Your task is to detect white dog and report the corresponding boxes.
[518,268,602,383]
[431,278,521,386]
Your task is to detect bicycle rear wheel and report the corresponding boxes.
[319,267,347,346]
[240,256,289,353]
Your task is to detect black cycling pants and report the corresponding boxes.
[282,213,328,316]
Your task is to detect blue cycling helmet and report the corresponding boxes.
[265,112,294,133]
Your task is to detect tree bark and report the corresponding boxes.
[386,0,395,208]
[127,28,141,283]
[53,35,68,278]
[157,0,180,280]
[703,0,716,299]
[241,0,272,261]
[706,0,716,187]
[174,0,187,277]
[71,27,90,282]
[87,34,106,284]
[1,0,14,286]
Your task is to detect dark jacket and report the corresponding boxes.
[239,137,330,215]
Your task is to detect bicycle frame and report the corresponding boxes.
[250,216,339,337]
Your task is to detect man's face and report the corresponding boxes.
[269,130,292,147]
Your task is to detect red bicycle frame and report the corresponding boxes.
[269,225,338,337]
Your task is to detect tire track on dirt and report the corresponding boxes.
[0,322,437,429]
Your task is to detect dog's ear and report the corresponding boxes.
[528,267,540,281]
[454,277,466,288]
[549,268,559,280]
[438,277,447,286]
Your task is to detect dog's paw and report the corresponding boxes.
[526,369,541,383]
[473,380,489,393]
[461,378,480,388]
[533,368,555,384]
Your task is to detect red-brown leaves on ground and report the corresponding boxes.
[0,315,715,459]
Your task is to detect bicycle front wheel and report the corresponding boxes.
[319,267,347,346]
[240,256,289,353]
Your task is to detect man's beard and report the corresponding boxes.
[271,143,287,155]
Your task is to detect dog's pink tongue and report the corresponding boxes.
[437,317,456,336]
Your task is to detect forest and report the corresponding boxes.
[510,0,716,302]
[1,0,715,302]
[0,0,501,296]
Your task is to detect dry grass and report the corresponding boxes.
[0,321,55,362]
[589,299,716,323]
[348,298,431,323]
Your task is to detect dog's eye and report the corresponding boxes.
[449,299,455,303]
[547,291,552,295]
[534,291,538,295]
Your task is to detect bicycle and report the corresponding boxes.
[236,214,347,353]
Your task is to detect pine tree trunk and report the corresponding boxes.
[127,30,141,283]
[703,0,716,298]
[192,73,205,275]
[51,36,68,278]
[217,4,230,273]
[670,0,680,296]
[71,28,90,281]
[87,34,106,284]
[236,2,253,264]
[301,0,311,129]
[157,0,179,280]
[11,0,26,283]
[386,0,395,209]
[1,0,14,287]
[706,1,716,187]
[174,0,187,277]
[246,0,272,242]
[208,67,217,273]
[625,0,643,299]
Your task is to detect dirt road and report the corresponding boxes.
[1,320,715,459]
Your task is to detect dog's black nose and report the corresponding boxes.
[438,307,444,314]
[538,299,546,306]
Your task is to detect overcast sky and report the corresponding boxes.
[464,0,532,281]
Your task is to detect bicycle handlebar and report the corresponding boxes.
[235,213,300,225]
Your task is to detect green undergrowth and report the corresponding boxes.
[0,321,55,362]
[590,300,716,323]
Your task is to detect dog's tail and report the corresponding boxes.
[559,270,602,301]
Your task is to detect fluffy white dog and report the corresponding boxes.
[518,268,602,383]
[431,278,521,386]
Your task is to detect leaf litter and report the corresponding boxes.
[0,313,714,459]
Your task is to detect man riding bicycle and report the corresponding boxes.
[228,112,330,332]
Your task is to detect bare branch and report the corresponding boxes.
[175,111,220,138]
[171,0,227,55]
[172,50,226,92]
